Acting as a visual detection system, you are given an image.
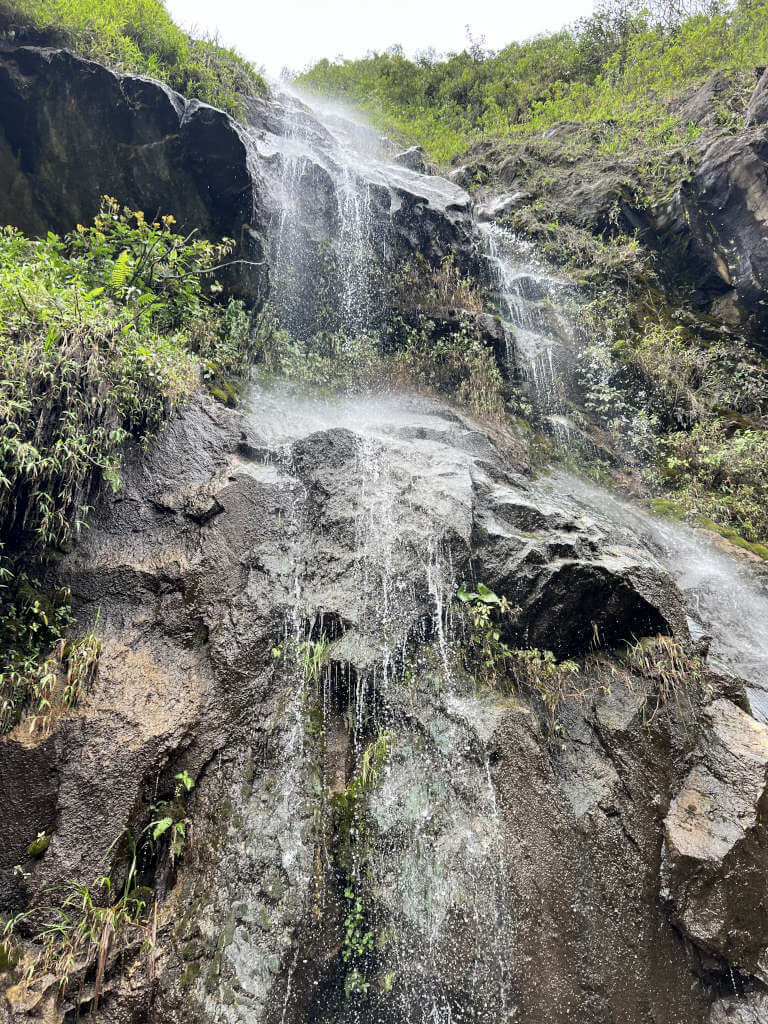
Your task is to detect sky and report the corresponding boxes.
[165,0,596,77]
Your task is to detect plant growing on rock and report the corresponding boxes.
[0,0,268,117]
[386,254,484,314]
[147,770,196,868]
[3,836,153,1007]
[0,563,101,734]
[624,634,705,725]
[0,199,258,732]
[456,582,580,738]
[391,315,505,421]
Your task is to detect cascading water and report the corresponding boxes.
[480,222,575,424]
[212,87,768,1024]
[480,214,768,725]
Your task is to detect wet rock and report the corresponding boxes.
[448,165,473,188]
[745,66,768,126]
[392,145,429,173]
[0,385,734,1023]
[710,989,768,1022]
[473,479,689,656]
[662,698,768,979]
[476,190,531,222]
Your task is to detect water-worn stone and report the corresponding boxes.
[392,145,429,173]
[0,381,730,1024]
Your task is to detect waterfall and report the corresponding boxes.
[208,88,768,1024]
[480,221,768,725]
[480,221,575,425]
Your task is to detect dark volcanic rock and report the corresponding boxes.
[392,145,429,173]
[746,66,768,126]
[0,46,268,302]
[0,382,735,1024]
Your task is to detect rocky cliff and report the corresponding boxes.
[2,43,768,1024]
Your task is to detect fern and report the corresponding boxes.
[109,249,132,293]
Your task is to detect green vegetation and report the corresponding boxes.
[0,0,267,117]
[148,770,196,867]
[0,197,256,733]
[3,771,196,1003]
[575,271,768,545]
[623,634,705,724]
[3,839,153,1003]
[259,250,505,420]
[297,0,767,164]
[456,583,580,738]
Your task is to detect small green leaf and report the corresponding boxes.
[152,817,173,840]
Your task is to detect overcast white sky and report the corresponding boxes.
[165,0,596,77]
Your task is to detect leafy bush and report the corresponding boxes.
[456,582,580,738]
[0,197,257,731]
[296,0,767,163]
[0,0,267,117]
[391,314,505,421]
[385,254,485,314]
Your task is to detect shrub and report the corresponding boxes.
[296,1,768,164]
[0,198,257,731]
[391,314,505,421]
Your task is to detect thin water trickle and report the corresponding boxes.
[480,221,574,418]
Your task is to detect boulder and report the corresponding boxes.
[392,145,429,174]
[476,190,532,222]
[662,698,768,979]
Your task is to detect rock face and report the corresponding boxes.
[662,698,768,978]
[0,49,476,319]
[650,123,768,341]
[0,46,268,302]
[1,383,762,1023]
[472,72,768,353]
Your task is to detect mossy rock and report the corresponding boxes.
[696,516,768,560]
[649,497,685,520]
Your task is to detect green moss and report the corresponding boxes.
[696,517,768,561]
[180,961,202,991]
[27,832,51,858]
[649,498,685,520]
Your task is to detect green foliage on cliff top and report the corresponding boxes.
[0,196,254,556]
[296,0,768,163]
[0,0,267,116]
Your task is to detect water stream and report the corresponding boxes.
[242,87,768,1021]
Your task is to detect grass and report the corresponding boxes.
[0,0,267,117]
